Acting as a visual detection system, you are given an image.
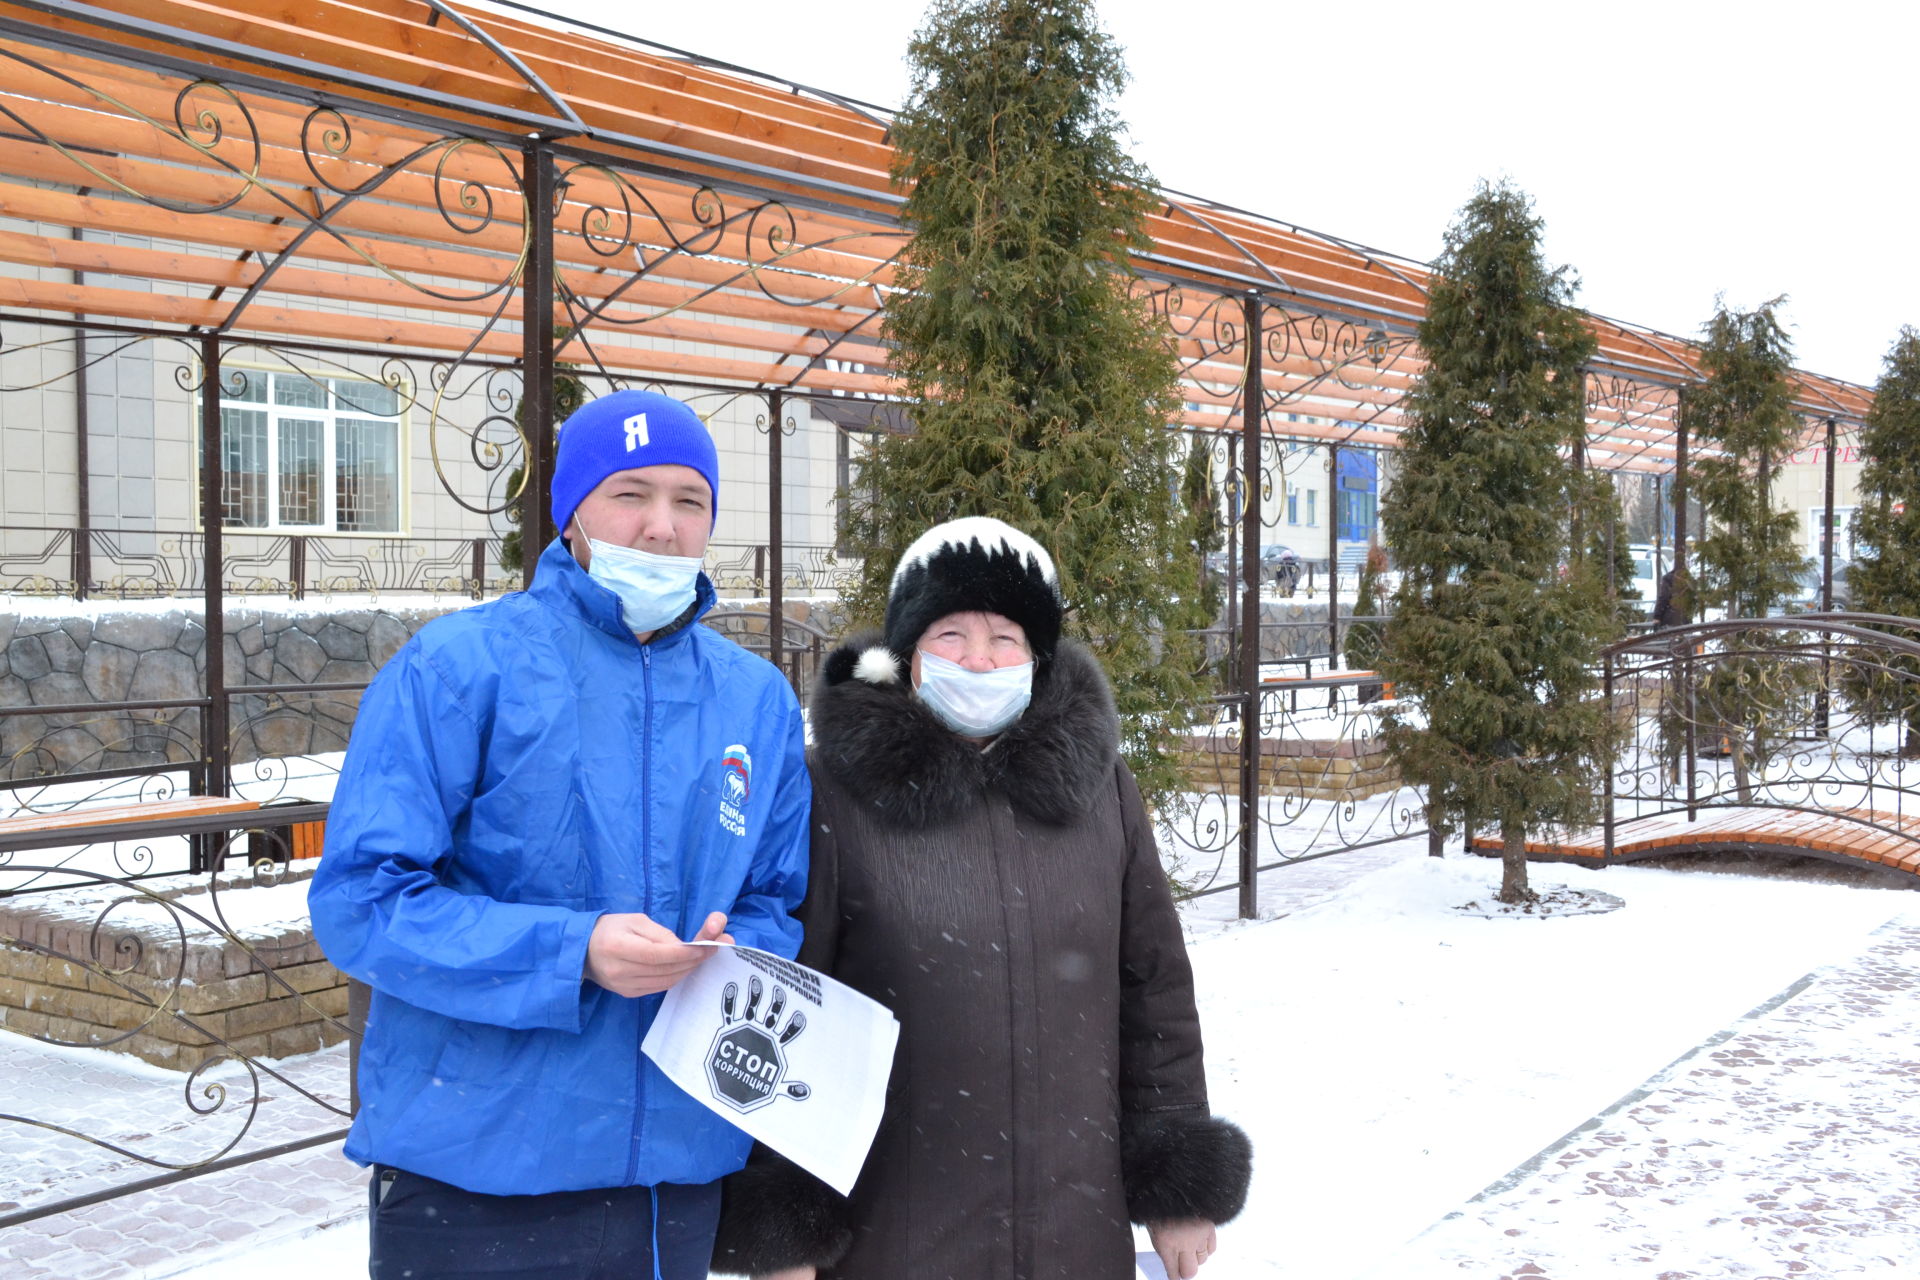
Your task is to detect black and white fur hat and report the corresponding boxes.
[852,517,1063,686]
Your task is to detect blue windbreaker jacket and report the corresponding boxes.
[309,538,810,1195]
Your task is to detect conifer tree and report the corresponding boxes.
[1688,298,1806,619]
[1378,181,1617,904]
[1580,472,1640,626]
[1343,544,1387,672]
[1846,327,1920,752]
[1685,298,1810,798]
[1183,434,1226,624]
[844,0,1206,805]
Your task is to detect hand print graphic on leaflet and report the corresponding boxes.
[706,975,811,1113]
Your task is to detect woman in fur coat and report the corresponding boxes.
[713,517,1252,1280]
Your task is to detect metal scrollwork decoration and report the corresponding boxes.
[1604,615,1920,870]
[1157,673,1426,898]
[0,866,352,1181]
[549,161,909,388]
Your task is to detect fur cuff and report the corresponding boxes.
[1121,1110,1254,1225]
[710,1151,854,1276]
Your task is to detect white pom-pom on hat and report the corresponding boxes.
[854,645,902,685]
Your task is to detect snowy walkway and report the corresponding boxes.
[1369,916,1920,1278]
[3,841,1917,1278]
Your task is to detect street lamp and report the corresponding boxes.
[1365,326,1389,366]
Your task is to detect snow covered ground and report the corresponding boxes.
[118,839,1919,1279]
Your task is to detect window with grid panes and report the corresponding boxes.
[203,372,403,533]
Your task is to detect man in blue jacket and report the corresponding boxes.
[310,389,811,1280]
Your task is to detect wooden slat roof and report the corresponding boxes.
[0,0,1875,475]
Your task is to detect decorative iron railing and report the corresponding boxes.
[0,813,352,1231]
[2,524,857,602]
[1161,669,1428,899]
[0,524,511,600]
[1602,614,1920,855]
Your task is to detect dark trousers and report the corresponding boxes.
[367,1165,722,1280]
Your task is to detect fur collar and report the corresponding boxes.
[809,631,1119,830]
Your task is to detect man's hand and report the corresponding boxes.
[584,911,731,997]
[756,1270,815,1280]
[1148,1218,1218,1280]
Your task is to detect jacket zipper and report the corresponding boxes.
[629,640,655,1185]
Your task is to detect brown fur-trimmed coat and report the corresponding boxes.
[713,635,1251,1279]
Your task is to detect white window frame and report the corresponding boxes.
[199,368,410,536]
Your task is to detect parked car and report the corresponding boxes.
[1790,560,1851,611]
[1203,543,1304,595]
[1627,544,1666,605]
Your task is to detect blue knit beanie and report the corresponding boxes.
[551,389,720,534]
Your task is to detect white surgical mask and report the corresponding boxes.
[575,517,703,635]
[915,649,1034,738]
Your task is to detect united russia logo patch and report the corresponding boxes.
[718,744,751,837]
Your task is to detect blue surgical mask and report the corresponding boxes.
[915,649,1034,738]
[574,517,703,635]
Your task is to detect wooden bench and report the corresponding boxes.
[1469,806,1920,882]
[1257,669,1391,712]
[0,795,329,868]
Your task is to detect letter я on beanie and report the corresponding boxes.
[550,388,722,533]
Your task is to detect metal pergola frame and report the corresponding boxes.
[0,0,1879,887]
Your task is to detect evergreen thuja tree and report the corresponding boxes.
[843,0,1206,807]
[1580,471,1640,627]
[1686,298,1811,799]
[1183,434,1227,627]
[1689,298,1807,619]
[1379,181,1617,904]
[1845,327,1920,753]
[1343,544,1388,672]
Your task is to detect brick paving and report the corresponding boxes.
[1367,918,1920,1278]
[5,850,1918,1279]
[0,1039,363,1278]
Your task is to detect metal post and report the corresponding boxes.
[1654,474,1665,579]
[1817,416,1838,735]
[288,535,305,601]
[1226,478,1238,675]
[518,141,558,574]
[1673,391,1691,618]
[1674,391,1694,820]
[767,390,785,678]
[198,333,229,806]
[72,220,92,600]
[1821,417,1838,610]
[1603,652,1616,860]
[1683,643,1698,822]
[1326,441,1340,666]
[1238,293,1263,920]
[471,537,486,600]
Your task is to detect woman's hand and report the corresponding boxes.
[1148,1218,1218,1279]
[755,1270,816,1280]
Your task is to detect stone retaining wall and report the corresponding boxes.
[0,603,463,785]
[0,865,348,1068]
[1,597,844,787]
[1175,731,1401,801]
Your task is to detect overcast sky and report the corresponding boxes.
[516,0,1915,389]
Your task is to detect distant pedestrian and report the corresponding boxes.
[1653,566,1689,629]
